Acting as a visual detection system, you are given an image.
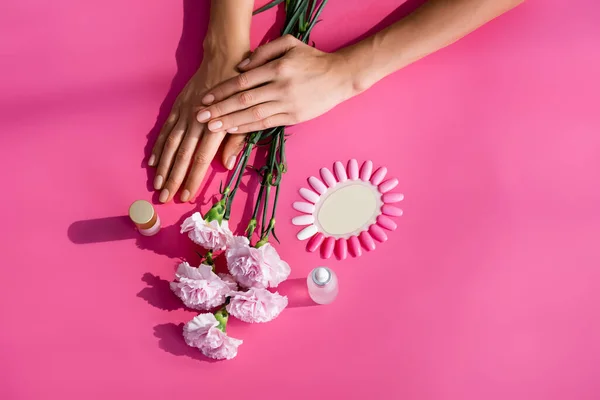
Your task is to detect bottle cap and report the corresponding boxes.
[312,267,331,286]
[129,200,157,230]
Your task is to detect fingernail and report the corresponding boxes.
[159,188,169,203]
[238,58,250,68]
[202,94,215,105]
[197,110,211,122]
[226,155,236,170]
[208,120,223,131]
[148,154,156,166]
[153,175,164,190]
[227,127,238,133]
[180,190,190,202]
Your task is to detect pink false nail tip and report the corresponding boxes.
[299,187,320,204]
[308,176,327,195]
[360,160,373,181]
[370,167,387,185]
[320,167,337,188]
[292,214,314,226]
[321,237,335,259]
[379,178,399,193]
[359,231,376,251]
[293,201,315,214]
[348,236,362,257]
[348,159,359,180]
[297,225,318,241]
[307,233,325,252]
[369,224,388,243]
[382,193,404,203]
[382,205,403,217]
[335,238,348,260]
[334,161,348,182]
[377,215,397,231]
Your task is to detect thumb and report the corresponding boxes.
[222,134,247,171]
[238,34,299,71]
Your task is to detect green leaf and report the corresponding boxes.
[253,0,285,15]
[272,227,281,244]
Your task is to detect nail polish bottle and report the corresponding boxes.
[129,200,161,236]
[307,267,339,305]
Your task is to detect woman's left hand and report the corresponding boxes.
[196,35,357,134]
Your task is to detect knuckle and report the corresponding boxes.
[164,134,179,150]
[274,59,292,76]
[283,34,295,44]
[236,73,249,89]
[193,151,211,166]
[176,146,192,161]
[252,106,265,121]
[239,91,253,106]
[167,176,183,187]
[262,116,274,129]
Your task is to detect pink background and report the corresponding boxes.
[1,0,599,399]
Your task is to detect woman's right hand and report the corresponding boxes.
[196,35,360,135]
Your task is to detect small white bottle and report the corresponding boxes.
[307,267,339,305]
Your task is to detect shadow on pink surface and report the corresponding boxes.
[153,323,220,363]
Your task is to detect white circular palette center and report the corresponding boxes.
[292,159,404,260]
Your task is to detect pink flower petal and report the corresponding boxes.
[360,160,373,181]
[306,232,325,252]
[320,167,337,188]
[321,237,335,259]
[379,178,399,193]
[382,193,404,203]
[370,167,387,185]
[348,159,359,180]
[293,201,315,214]
[334,161,348,182]
[382,205,403,217]
[359,231,376,251]
[369,224,388,243]
[299,187,320,203]
[377,215,397,231]
[348,236,362,257]
[335,238,348,260]
[308,176,327,195]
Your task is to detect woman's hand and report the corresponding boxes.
[196,35,357,134]
[148,56,247,203]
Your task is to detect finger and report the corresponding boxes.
[206,102,284,133]
[236,34,299,72]
[221,134,247,171]
[182,130,227,202]
[197,85,277,123]
[160,120,203,203]
[226,114,294,134]
[154,118,187,191]
[149,111,179,166]
[199,65,276,108]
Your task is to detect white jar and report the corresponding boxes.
[307,267,338,305]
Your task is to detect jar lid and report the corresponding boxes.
[312,267,331,286]
[129,200,156,229]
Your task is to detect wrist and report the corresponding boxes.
[203,36,250,65]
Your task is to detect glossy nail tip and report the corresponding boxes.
[359,231,376,251]
[321,237,335,259]
[369,224,388,243]
[307,233,325,252]
[348,159,359,180]
[180,190,191,202]
[320,167,337,188]
[148,154,156,167]
[371,167,387,185]
[334,161,347,182]
[360,160,373,181]
[377,215,397,231]
[153,175,164,190]
[335,238,348,260]
[382,193,404,203]
[159,189,170,203]
[348,236,362,258]
[293,201,315,214]
[382,205,403,217]
[297,225,318,241]
[379,178,399,193]
[308,176,327,194]
[299,188,320,204]
[292,215,315,226]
